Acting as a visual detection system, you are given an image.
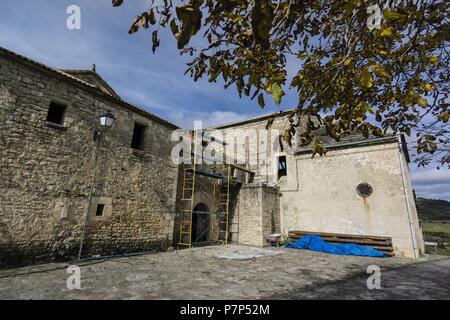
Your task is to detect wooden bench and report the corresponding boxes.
[288,230,395,256]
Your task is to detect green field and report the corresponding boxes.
[425,246,450,256]
[422,222,450,256]
[422,222,450,234]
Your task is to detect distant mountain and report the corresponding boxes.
[416,198,450,221]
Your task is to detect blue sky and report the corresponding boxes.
[0,0,448,200]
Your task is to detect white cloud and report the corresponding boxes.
[166,110,260,129]
[411,167,450,200]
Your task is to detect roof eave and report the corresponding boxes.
[294,136,400,156]
[0,46,179,129]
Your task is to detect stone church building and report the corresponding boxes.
[0,46,424,267]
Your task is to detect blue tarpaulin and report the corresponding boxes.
[285,234,387,257]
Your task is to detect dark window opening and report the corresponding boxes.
[131,122,146,150]
[192,203,210,243]
[95,204,105,217]
[46,101,67,125]
[278,156,287,179]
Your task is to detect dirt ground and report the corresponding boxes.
[0,245,449,300]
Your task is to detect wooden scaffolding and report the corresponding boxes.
[177,131,254,249]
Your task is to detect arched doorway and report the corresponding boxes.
[192,203,210,244]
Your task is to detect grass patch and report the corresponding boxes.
[425,246,450,256]
[422,222,450,234]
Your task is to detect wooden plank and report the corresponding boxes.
[288,230,391,241]
[375,248,394,252]
[185,168,224,179]
[289,233,391,241]
[381,252,395,257]
[230,164,255,175]
[288,230,391,239]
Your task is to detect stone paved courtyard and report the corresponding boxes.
[0,245,449,300]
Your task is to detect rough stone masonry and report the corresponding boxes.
[0,47,179,267]
[0,46,425,267]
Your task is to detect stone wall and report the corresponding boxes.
[0,46,425,266]
[173,165,220,245]
[237,184,280,247]
[173,163,244,246]
[215,113,424,258]
[0,51,178,267]
[215,112,303,186]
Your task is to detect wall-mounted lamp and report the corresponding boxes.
[79,110,115,260]
[99,111,115,129]
[94,110,115,141]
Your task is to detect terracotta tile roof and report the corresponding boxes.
[210,109,295,129]
[59,69,121,100]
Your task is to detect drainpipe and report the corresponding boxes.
[397,137,419,258]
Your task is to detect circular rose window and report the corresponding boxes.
[357,183,373,198]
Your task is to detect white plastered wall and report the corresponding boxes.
[278,140,424,258]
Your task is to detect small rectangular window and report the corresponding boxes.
[95,204,105,217]
[278,156,287,179]
[46,101,67,125]
[131,122,146,150]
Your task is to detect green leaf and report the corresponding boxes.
[380,27,393,37]
[149,9,156,25]
[384,11,403,21]
[372,127,383,137]
[170,19,179,36]
[439,111,449,123]
[404,127,411,136]
[152,31,160,53]
[282,129,292,147]
[430,56,439,64]
[417,97,428,107]
[361,69,373,88]
[271,83,284,105]
[128,16,141,34]
[258,93,265,108]
[312,141,327,158]
[358,101,374,114]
